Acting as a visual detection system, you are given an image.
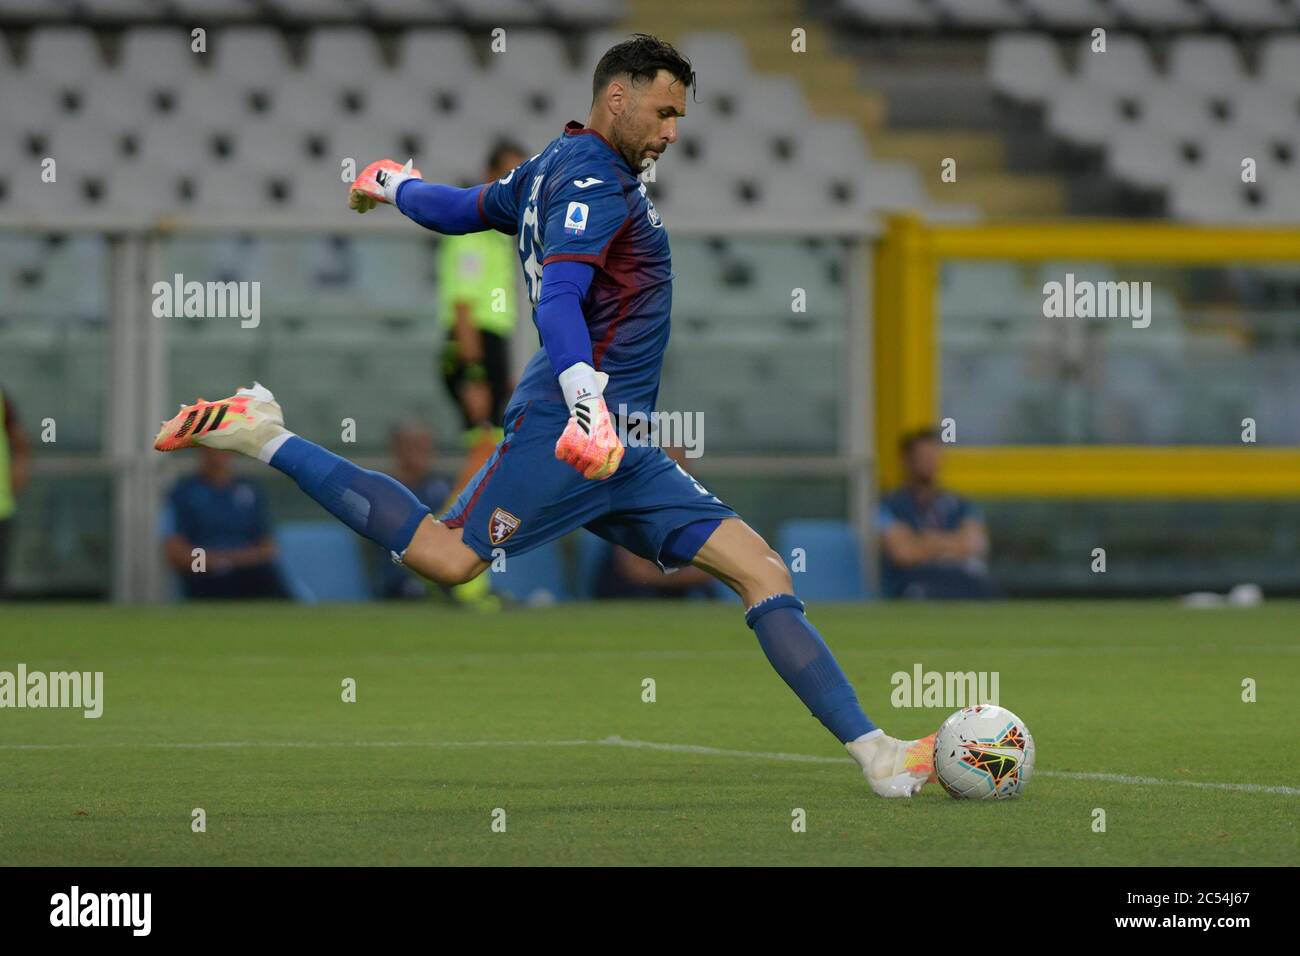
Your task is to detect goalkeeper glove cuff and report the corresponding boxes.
[558,362,610,424]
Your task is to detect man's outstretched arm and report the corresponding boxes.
[347,158,492,235]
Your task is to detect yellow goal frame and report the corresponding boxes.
[873,214,1300,497]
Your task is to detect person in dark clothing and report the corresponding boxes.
[164,447,287,599]
[879,428,995,599]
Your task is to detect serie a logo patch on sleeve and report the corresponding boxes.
[564,201,589,235]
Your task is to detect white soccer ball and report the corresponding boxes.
[934,705,1035,800]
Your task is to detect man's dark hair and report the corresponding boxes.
[899,427,941,457]
[485,139,526,173]
[592,33,694,103]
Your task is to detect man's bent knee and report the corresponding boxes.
[402,517,489,586]
[748,548,793,601]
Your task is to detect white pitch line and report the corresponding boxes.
[4,735,1297,796]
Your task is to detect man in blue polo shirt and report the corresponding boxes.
[879,428,995,599]
[164,447,287,599]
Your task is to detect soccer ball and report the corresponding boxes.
[934,705,1035,800]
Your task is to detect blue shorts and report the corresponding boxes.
[441,399,736,568]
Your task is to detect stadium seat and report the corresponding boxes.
[448,0,545,25]
[1,0,75,17]
[775,520,869,601]
[118,28,200,85]
[931,0,1024,28]
[547,0,627,27]
[26,27,104,85]
[840,0,940,28]
[988,34,1067,105]
[302,26,388,82]
[1111,0,1206,28]
[1260,34,1300,94]
[491,540,570,604]
[1075,34,1156,95]
[1048,86,1123,148]
[1167,35,1247,96]
[1019,0,1115,28]
[168,0,258,18]
[1201,0,1297,28]
[210,27,293,87]
[485,29,570,88]
[275,521,373,603]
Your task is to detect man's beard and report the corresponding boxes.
[611,116,644,171]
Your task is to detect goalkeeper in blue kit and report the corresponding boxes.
[154,34,937,797]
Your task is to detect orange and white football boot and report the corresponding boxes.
[849,731,938,798]
[153,383,287,459]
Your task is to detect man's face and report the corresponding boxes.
[393,428,433,474]
[487,150,526,183]
[608,70,686,173]
[198,447,232,483]
[906,438,941,485]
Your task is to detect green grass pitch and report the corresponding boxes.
[2,601,1296,866]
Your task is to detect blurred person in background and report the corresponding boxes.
[375,420,451,600]
[593,444,717,600]
[879,427,995,599]
[164,447,287,600]
[439,140,529,494]
[0,387,33,598]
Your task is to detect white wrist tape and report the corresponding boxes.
[379,158,419,204]
[558,362,609,415]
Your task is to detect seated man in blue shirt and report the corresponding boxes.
[165,447,287,599]
[374,421,451,599]
[879,428,995,599]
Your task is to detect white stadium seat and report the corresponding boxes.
[1048,86,1124,148]
[1260,35,1300,94]
[1075,34,1156,95]
[356,0,455,21]
[485,29,570,88]
[26,27,105,85]
[1200,0,1299,29]
[1019,0,1116,28]
[931,0,1025,28]
[840,0,940,27]
[445,0,545,24]
[988,34,1066,105]
[1136,84,1223,139]
[1226,85,1298,135]
[167,0,260,17]
[547,0,628,25]
[1106,128,1185,189]
[210,27,294,87]
[1111,0,1207,29]
[1167,35,1248,97]
[118,28,203,84]
[680,32,754,96]
[396,28,481,81]
[0,0,74,18]
[303,27,388,82]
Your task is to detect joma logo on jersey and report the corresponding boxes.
[489,508,521,545]
[564,201,589,235]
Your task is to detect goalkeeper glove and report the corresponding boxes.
[554,363,623,480]
[348,158,421,213]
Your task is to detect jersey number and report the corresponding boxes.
[520,174,545,303]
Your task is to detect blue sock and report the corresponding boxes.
[267,436,431,557]
[745,594,876,744]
